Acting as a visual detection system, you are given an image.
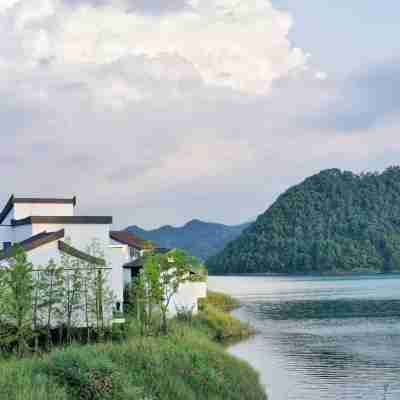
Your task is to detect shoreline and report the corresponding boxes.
[209,271,400,278]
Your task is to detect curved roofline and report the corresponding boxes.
[0,195,77,224]
[0,229,65,261]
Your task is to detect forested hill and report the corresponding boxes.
[206,167,400,274]
[126,220,251,261]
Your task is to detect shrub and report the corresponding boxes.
[41,346,123,400]
[194,304,254,342]
[200,291,240,312]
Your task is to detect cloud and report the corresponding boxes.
[62,0,189,14]
[3,0,398,229]
[313,59,400,132]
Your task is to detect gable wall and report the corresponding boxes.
[32,223,110,253]
[14,203,74,219]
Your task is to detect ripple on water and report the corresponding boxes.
[209,275,400,400]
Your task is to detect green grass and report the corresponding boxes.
[0,293,266,400]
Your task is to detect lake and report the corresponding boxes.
[208,275,400,400]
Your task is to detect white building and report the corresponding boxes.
[0,195,206,321]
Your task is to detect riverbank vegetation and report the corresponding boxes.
[0,244,264,400]
[208,167,400,274]
[0,290,265,400]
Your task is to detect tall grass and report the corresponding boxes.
[0,292,266,400]
[201,291,241,312]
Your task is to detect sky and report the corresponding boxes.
[0,0,399,229]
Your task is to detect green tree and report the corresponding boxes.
[40,259,65,348]
[141,249,195,334]
[86,239,115,341]
[0,246,35,357]
[59,250,82,345]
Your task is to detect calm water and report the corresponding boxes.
[208,275,400,400]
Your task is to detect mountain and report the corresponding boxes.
[206,167,400,274]
[126,219,251,261]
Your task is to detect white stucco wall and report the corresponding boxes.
[168,280,207,316]
[32,223,110,253]
[14,203,74,219]
[0,208,15,245]
[26,240,121,327]
[107,245,127,305]
[14,225,34,243]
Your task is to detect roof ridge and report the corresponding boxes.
[0,196,77,224]
[0,229,65,261]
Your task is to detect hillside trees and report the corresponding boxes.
[207,167,400,274]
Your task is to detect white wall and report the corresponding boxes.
[107,245,128,306]
[0,208,15,245]
[32,223,110,253]
[14,203,74,219]
[168,280,207,316]
[14,225,34,243]
[27,240,120,327]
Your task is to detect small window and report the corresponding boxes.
[3,242,12,250]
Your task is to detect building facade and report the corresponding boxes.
[0,195,206,322]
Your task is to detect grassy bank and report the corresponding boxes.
[0,293,266,400]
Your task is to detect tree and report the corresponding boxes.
[86,239,115,341]
[40,259,65,348]
[141,249,195,334]
[0,246,35,357]
[59,249,82,344]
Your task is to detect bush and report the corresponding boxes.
[200,291,240,312]
[41,346,124,400]
[194,304,254,342]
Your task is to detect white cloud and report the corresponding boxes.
[4,0,395,229]
[0,0,311,100]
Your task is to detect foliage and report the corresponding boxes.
[207,167,400,274]
[39,259,65,348]
[195,292,253,342]
[0,240,116,354]
[200,291,241,312]
[0,293,266,400]
[59,248,83,344]
[86,240,116,340]
[127,220,251,261]
[0,246,35,356]
[133,249,200,334]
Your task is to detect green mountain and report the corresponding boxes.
[126,220,251,261]
[206,167,400,274]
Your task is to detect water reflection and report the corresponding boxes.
[209,275,400,400]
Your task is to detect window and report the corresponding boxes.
[3,242,12,250]
[130,247,140,260]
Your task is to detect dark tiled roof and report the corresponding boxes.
[0,229,65,261]
[0,195,76,224]
[12,216,112,226]
[58,241,106,266]
[123,254,200,275]
[110,231,152,250]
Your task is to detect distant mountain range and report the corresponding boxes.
[126,219,251,261]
